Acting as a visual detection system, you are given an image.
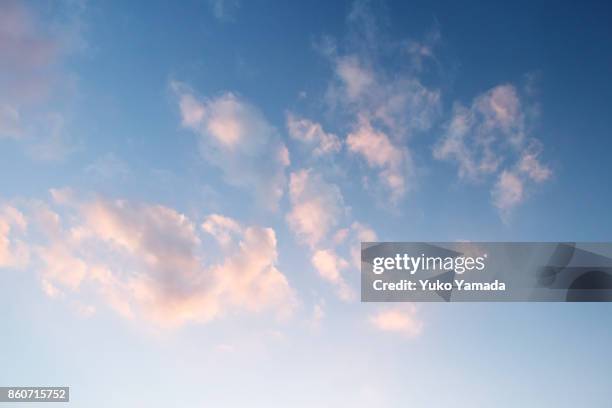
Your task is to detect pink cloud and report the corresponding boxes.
[491,170,524,216]
[0,205,29,268]
[286,113,341,156]
[311,249,353,301]
[172,81,289,209]
[347,117,410,202]
[434,84,552,217]
[0,1,83,159]
[369,305,423,338]
[286,169,346,248]
[0,193,297,327]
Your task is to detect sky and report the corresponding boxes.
[1,0,612,406]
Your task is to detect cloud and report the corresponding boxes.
[311,249,353,301]
[308,298,325,330]
[286,113,341,156]
[348,221,377,268]
[0,193,297,327]
[284,168,378,300]
[284,169,376,301]
[202,214,242,247]
[0,0,83,158]
[434,84,552,216]
[368,305,423,338]
[434,85,527,180]
[321,0,442,138]
[517,140,552,182]
[0,205,29,268]
[404,25,441,71]
[346,116,411,203]
[317,2,441,203]
[335,55,375,101]
[37,243,87,291]
[0,0,58,108]
[491,170,524,216]
[286,169,346,248]
[172,81,289,209]
[328,54,441,138]
[208,0,240,22]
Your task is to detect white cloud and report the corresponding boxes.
[286,169,346,248]
[369,305,423,338]
[491,170,524,217]
[517,140,552,183]
[172,82,289,209]
[434,85,528,180]
[286,113,341,156]
[202,213,242,247]
[335,55,375,101]
[346,116,411,203]
[0,193,297,327]
[434,104,497,180]
[318,4,441,204]
[328,55,441,138]
[434,84,552,217]
[311,249,353,301]
[37,243,87,291]
[284,169,376,301]
[0,205,29,268]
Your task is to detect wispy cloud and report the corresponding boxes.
[491,170,524,216]
[286,169,346,248]
[208,0,240,22]
[286,113,341,157]
[347,115,412,204]
[0,0,84,159]
[0,205,29,268]
[314,1,441,204]
[434,84,552,217]
[311,248,352,301]
[285,168,377,300]
[172,81,290,209]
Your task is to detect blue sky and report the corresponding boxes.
[1,0,612,406]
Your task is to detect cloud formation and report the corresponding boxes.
[491,170,523,215]
[369,305,423,338]
[286,113,341,157]
[0,192,297,327]
[317,1,441,203]
[434,84,552,216]
[0,0,82,159]
[328,55,440,136]
[346,116,411,203]
[286,169,346,248]
[311,249,352,301]
[0,205,29,268]
[285,168,377,300]
[172,82,289,209]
